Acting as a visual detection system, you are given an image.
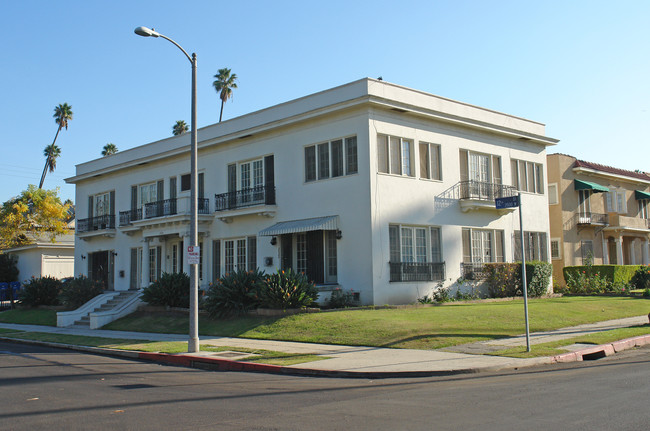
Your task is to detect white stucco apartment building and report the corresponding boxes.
[66,78,557,305]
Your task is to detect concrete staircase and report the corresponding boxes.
[73,291,139,327]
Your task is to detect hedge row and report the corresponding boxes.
[482,261,552,298]
[563,265,641,286]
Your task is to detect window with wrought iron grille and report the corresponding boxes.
[388,225,443,282]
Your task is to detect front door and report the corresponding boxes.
[89,250,112,290]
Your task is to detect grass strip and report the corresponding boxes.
[0,331,326,366]
[487,325,650,358]
[0,309,57,326]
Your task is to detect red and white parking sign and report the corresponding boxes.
[187,245,200,264]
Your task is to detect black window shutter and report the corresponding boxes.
[227,164,236,209]
[264,155,275,205]
[130,248,138,289]
[306,230,324,284]
[131,186,138,211]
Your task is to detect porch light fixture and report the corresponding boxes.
[270,236,277,245]
[134,26,200,354]
[80,255,86,260]
[336,230,342,240]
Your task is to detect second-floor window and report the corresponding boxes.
[640,199,649,219]
[305,136,358,182]
[419,142,441,181]
[459,150,501,185]
[140,182,158,206]
[606,188,627,213]
[377,134,414,177]
[511,159,544,194]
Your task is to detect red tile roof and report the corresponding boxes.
[574,159,650,181]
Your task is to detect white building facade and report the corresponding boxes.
[66,79,557,305]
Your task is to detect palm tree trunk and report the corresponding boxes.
[39,125,62,189]
[219,101,224,122]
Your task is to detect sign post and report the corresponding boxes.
[495,194,531,352]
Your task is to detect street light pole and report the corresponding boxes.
[134,26,200,353]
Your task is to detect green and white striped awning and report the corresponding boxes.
[259,215,339,236]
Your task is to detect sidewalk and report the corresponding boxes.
[1,315,649,378]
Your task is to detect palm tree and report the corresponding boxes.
[212,68,238,122]
[172,120,189,136]
[101,143,118,156]
[39,103,73,189]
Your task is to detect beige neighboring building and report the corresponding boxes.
[547,154,650,285]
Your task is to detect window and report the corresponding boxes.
[550,238,561,260]
[514,231,548,262]
[419,142,441,181]
[578,190,591,218]
[281,230,337,284]
[606,188,627,213]
[581,240,594,265]
[462,228,505,264]
[305,136,357,182]
[140,182,157,205]
[389,225,444,282]
[213,236,257,277]
[459,150,501,185]
[377,134,414,176]
[640,199,649,220]
[180,174,191,192]
[93,192,111,217]
[511,159,544,194]
[548,183,558,205]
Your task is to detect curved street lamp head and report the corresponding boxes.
[134,26,160,38]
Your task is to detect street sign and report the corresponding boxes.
[495,195,520,209]
[187,245,200,265]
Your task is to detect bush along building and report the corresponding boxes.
[66,78,557,305]
[547,153,650,286]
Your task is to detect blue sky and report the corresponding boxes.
[1,0,649,204]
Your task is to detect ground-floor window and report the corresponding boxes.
[513,231,548,262]
[389,225,444,282]
[129,246,161,289]
[280,230,337,284]
[213,236,257,278]
[461,228,504,278]
[582,240,594,265]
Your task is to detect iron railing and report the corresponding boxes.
[460,262,488,280]
[119,198,209,226]
[458,180,517,201]
[215,185,276,211]
[575,212,608,225]
[77,215,115,232]
[389,262,445,282]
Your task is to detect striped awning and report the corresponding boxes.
[259,215,339,236]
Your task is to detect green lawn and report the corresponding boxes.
[0,309,57,326]
[103,296,650,350]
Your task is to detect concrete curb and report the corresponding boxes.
[551,334,650,363]
[2,333,649,379]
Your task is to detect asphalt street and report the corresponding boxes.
[1,341,649,431]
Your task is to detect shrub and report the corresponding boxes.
[563,265,641,287]
[525,261,553,297]
[0,253,19,282]
[58,276,104,310]
[483,261,551,298]
[203,269,265,318]
[141,272,190,308]
[259,269,318,309]
[18,276,62,307]
[631,266,650,291]
[483,263,519,298]
[328,288,357,308]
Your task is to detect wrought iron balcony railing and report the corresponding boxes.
[215,185,276,212]
[389,262,445,282]
[119,198,209,226]
[77,215,115,233]
[575,212,608,226]
[458,180,517,201]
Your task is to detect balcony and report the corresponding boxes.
[605,213,650,233]
[389,262,445,282]
[119,197,211,234]
[214,185,276,223]
[438,180,517,213]
[77,215,116,239]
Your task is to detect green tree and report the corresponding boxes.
[0,185,71,249]
[212,68,238,122]
[172,120,189,136]
[39,103,73,189]
[101,143,118,156]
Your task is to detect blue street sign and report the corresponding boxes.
[495,195,520,209]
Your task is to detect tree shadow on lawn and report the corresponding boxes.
[380,333,511,349]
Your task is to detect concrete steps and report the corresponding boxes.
[71,292,139,327]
